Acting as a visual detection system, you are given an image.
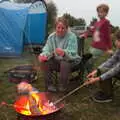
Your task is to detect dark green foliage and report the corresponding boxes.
[47,1,57,35]
[63,13,86,27]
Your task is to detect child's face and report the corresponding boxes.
[97,9,107,19]
[115,39,120,49]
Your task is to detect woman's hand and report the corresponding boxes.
[38,55,48,62]
[55,48,65,57]
[87,70,97,78]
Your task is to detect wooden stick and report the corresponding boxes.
[2,103,29,111]
[54,83,87,105]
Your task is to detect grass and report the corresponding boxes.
[0,38,120,120]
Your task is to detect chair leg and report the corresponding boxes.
[52,71,59,91]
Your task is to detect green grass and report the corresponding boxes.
[0,39,120,120]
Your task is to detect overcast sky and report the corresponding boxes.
[51,0,120,27]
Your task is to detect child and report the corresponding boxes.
[81,4,113,71]
[85,30,120,103]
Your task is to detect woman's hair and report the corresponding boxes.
[55,17,69,29]
[97,4,109,13]
[115,30,120,40]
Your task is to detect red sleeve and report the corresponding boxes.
[102,20,112,50]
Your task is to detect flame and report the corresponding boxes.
[30,92,56,115]
[14,92,57,116]
[20,101,31,115]
[14,98,31,115]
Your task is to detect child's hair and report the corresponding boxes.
[97,4,109,13]
[115,30,120,40]
[55,17,69,29]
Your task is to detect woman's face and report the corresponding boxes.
[56,22,67,37]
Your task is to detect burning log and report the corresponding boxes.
[29,93,41,115]
[29,92,57,115]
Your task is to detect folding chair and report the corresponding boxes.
[69,36,92,82]
[49,36,92,89]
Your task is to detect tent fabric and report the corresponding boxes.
[0,1,31,9]
[0,2,31,57]
[0,1,47,57]
[23,1,47,45]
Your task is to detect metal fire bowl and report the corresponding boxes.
[14,92,64,116]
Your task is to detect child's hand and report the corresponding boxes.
[87,70,97,78]
[55,48,65,57]
[106,49,113,55]
[38,55,48,62]
[84,77,100,85]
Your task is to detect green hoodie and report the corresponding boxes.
[40,30,81,61]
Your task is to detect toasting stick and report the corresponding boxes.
[0,102,29,111]
[54,83,87,105]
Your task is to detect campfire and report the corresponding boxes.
[1,82,64,117]
[14,92,64,116]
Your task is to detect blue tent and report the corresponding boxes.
[0,1,47,57]
[0,2,30,57]
[24,0,47,45]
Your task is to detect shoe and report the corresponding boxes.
[92,91,112,103]
[47,85,57,92]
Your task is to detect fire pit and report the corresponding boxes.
[14,92,64,119]
[16,111,61,120]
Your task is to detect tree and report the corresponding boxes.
[47,1,57,33]
[63,13,86,27]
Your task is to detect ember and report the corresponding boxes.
[14,92,63,116]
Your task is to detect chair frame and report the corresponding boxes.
[50,36,92,86]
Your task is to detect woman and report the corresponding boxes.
[38,17,81,92]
